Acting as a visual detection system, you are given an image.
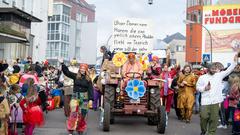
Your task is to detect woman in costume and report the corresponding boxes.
[60,59,93,135]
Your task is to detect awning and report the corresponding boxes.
[0,7,42,22]
[0,32,28,43]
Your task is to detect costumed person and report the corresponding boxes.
[160,64,174,114]
[50,83,62,109]
[20,78,44,135]
[0,63,10,135]
[89,67,101,111]
[60,58,93,135]
[147,56,161,79]
[121,53,143,89]
[170,67,182,120]
[62,59,78,117]
[177,65,196,123]
[8,65,21,85]
[34,62,43,77]
[38,76,48,113]
[196,54,237,135]
[8,84,24,135]
[100,46,112,66]
[19,65,39,88]
[228,75,240,135]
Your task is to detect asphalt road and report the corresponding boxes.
[35,109,231,135]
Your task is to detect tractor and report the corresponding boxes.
[99,57,166,134]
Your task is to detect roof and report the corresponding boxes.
[74,0,95,12]
[153,39,168,50]
[0,7,42,22]
[163,32,186,44]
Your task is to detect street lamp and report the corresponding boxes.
[183,20,213,63]
[148,0,153,5]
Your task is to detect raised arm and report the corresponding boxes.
[61,64,77,80]
[218,61,237,79]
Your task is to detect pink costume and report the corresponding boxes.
[121,61,143,89]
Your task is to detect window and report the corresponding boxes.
[56,15,60,21]
[202,0,211,5]
[176,46,183,52]
[53,4,62,15]
[63,5,70,15]
[76,13,88,22]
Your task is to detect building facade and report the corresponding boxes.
[186,0,240,66]
[0,0,42,61]
[168,39,186,67]
[46,0,97,65]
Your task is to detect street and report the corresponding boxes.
[35,109,231,135]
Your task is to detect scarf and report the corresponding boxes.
[164,73,169,96]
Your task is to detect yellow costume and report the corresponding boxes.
[0,94,10,135]
[177,73,196,121]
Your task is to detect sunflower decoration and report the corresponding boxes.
[139,54,149,71]
[112,52,127,67]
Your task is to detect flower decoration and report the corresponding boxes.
[139,55,149,71]
[112,52,127,67]
[125,79,146,100]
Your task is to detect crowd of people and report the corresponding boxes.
[0,47,239,135]
[0,57,102,135]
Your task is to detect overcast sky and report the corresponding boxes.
[87,0,186,46]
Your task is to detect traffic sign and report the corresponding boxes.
[202,54,211,62]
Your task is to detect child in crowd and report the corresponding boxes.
[50,84,62,109]
[8,84,24,135]
[20,78,44,135]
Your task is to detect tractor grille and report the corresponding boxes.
[123,92,148,106]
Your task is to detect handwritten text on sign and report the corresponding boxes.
[112,18,154,53]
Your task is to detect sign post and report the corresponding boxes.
[202,53,211,62]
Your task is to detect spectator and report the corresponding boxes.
[100,46,112,66]
[50,84,62,109]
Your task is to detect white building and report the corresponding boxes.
[0,0,47,62]
[31,0,49,62]
[46,0,97,65]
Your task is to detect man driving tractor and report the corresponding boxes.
[121,53,143,89]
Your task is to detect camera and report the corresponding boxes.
[148,0,153,5]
